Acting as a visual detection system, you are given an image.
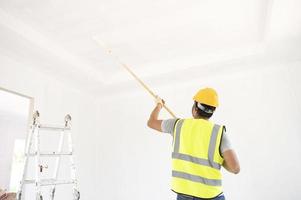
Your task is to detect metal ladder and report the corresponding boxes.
[17,111,80,200]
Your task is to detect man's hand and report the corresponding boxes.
[155,95,165,109]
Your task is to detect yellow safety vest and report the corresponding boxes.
[171,118,224,199]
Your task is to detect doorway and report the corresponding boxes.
[0,87,33,192]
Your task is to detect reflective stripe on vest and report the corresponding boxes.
[173,121,222,170]
[171,119,224,198]
[172,170,222,186]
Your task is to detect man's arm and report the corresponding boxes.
[222,149,240,174]
[147,96,165,132]
[147,102,163,132]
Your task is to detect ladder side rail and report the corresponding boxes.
[67,130,80,200]
[50,130,65,200]
[17,124,36,200]
[53,131,65,178]
[34,127,42,200]
[68,131,76,183]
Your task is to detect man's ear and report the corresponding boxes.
[192,104,197,117]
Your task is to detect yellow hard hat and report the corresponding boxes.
[193,88,219,107]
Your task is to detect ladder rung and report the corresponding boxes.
[23,179,35,184]
[23,179,75,186]
[41,179,75,186]
[38,124,71,131]
[26,151,72,157]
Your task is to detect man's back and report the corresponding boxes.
[147,88,240,199]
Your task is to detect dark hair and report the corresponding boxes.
[194,102,216,119]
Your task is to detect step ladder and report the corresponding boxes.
[17,111,80,200]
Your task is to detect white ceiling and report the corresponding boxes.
[0,0,300,91]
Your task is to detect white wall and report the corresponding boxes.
[0,54,98,199]
[1,51,301,200]
[95,62,301,200]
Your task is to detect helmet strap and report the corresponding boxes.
[197,103,214,114]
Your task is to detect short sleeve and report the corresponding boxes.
[220,128,232,154]
[161,119,179,135]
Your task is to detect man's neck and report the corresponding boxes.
[194,116,209,121]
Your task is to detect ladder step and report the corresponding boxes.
[38,124,71,131]
[23,179,35,184]
[41,179,75,186]
[26,151,72,157]
[24,179,75,186]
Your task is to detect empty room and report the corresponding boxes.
[0,0,301,200]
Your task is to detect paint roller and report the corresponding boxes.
[93,36,177,118]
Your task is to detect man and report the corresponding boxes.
[147,88,240,200]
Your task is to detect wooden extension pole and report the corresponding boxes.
[93,37,177,118]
